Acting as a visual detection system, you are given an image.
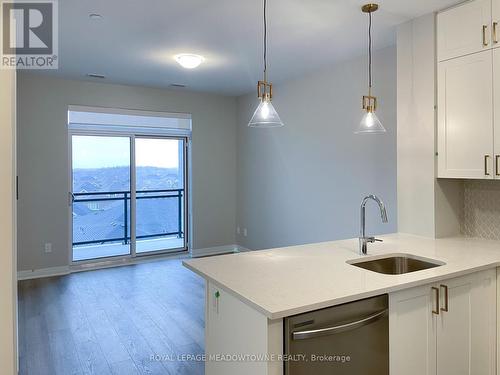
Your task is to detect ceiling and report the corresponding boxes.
[36,0,461,96]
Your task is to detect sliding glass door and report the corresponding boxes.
[70,134,188,262]
[71,135,132,261]
[135,137,186,254]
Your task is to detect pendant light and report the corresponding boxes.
[248,0,284,128]
[355,3,386,134]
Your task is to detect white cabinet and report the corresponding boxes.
[437,0,500,179]
[436,271,496,375]
[389,284,436,375]
[494,0,500,48]
[437,0,492,61]
[437,51,494,178]
[389,269,496,375]
[494,49,500,177]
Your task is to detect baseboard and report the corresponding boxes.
[191,244,252,258]
[18,245,253,279]
[17,266,70,281]
[71,251,189,273]
[234,245,251,253]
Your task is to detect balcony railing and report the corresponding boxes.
[72,189,184,247]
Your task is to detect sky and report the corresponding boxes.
[72,136,180,169]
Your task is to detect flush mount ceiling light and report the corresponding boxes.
[88,13,103,20]
[248,0,284,128]
[175,54,205,69]
[86,73,105,79]
[355,3,386,134]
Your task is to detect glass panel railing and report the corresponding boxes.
[72,189,184,258]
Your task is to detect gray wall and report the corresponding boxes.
[18,46,398,269]
[17,73,237,271]
[236,46,398,250]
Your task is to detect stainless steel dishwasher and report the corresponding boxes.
[284,294,388,375]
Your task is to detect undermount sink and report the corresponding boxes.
[347,254,445,275]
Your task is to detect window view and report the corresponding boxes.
[71,135,187,262]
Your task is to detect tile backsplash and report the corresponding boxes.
[462,180,500,240]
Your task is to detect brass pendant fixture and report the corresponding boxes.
[356,3,386,134]
[248,0,284,128]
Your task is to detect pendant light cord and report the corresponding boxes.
[368,10,372,90]
[263,0,267,82]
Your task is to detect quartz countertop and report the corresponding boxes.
[183,233,500,319]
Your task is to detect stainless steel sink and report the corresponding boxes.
[347,254,445,275]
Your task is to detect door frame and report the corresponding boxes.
[68,130,190,265]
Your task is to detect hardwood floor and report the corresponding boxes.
[18,258,205,375]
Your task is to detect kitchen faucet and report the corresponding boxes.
[359,195,388,255]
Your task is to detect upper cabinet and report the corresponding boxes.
[437,0,500,179]
[494,48,500,176]
[494,0,500,48]
[437,51,493,179]
[437,0,492,61]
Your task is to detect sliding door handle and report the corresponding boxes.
[483,25,489,46]
[431,287,440,315]
[485,155,491,176]
[440,284,449,312]
[68,192,75,206]
[494,22,498,44]
[496,155,500,176]
[292,309,388,340]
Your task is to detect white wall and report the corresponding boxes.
[17,73,237,271]
[236,47,398,250]
[0,68,17,373]
[397,15,437,237]
[397,15,463,238]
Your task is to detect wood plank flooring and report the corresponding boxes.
[18,258,205,375]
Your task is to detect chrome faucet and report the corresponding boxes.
[359,195,388,255]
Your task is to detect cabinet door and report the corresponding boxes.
[494,49,500,178]
[437,51,494,178]
[494,0,500,48]
[437,0,492,61]
[436,270,496,375]
[389,284,437,375]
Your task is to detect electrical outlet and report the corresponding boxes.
[236,226,241,235]
[44,243,52,253]
[243,228,247,237]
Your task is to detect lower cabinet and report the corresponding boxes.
[389,269,496,375]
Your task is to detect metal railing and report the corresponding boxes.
[72,189,184,246]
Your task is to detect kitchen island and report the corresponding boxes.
[183,233,500,375]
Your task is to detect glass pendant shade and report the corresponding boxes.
[249,0,283,129]
[355,110,386,134]
[248,98,284,128]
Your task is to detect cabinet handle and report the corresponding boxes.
[431,287,440,315]
[496,155,500,176]
[494,22,498,44]
[485,155,491,176]
[440,284,449,312]
[483,25,489,46]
